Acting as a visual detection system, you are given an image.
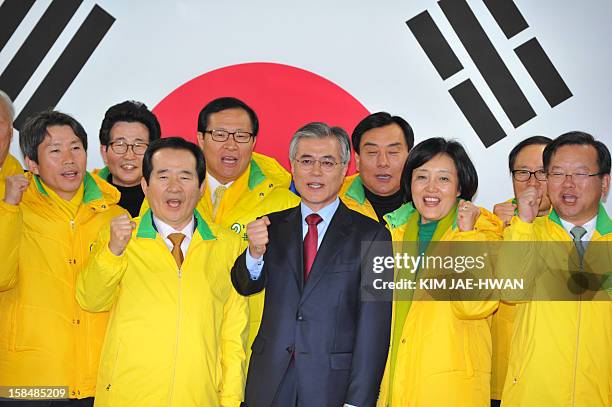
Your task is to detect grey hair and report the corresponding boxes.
[289,122,351,165]
[0,90,14,120]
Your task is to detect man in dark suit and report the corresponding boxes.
[231,122,392,407]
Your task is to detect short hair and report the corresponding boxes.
[20,111,88,163]
[142,137,206,186]
[99,100,161,147]
[0,90,15,120]
[289,122,350,165]
[508,135,553,173]
[197,97,259,138]
[351,112,414,154]
[401,137,478,202]
[543,131,611,175]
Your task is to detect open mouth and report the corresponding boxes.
[120,163,137,170]
[306,182,323,190]
[375,174,392,181]
[221,156,239,166]
[562,194,578,204]
[61,170,79,180]
[166,199,182,209]
[422,196,441,207]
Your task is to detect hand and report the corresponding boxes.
[247,216,270,259]
[3,174,29,205]
[493,201,517,227]
[457,200,480,232]
[516,186,539,223]
[108,214,136,256]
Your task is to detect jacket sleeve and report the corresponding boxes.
[231,249,267,295]
[76,226,128,312]
[345,227,392,407]
[0,200,21,291]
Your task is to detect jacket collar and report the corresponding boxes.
[136,208,216,240]
[346,175,366,204]
[384,202,416,229]
[97,166,111,181]
[548,202,612,236]
[248,158,265,191]
[34,172,103,204]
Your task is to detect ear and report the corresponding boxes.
[140,177,148,197]
[100,145,109,166]
[196,132,205,149]
[601,173,610,198]
[290,160,296,179]
[354,153,361,172]
[25,156,39,175]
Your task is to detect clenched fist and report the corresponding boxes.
[493,201,517,227]
[247,216,270,259]
[517,186,540,224]
[4,174,29,205]
[457,199,481,232]
[108,214,136,256]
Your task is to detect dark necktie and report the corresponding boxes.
[303,214,323,282]
[570,226,587,262]
[168,233,186,268]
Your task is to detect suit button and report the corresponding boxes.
[297,315,303,321]
[286,345,294,353]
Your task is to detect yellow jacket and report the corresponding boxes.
[500,205,612,407]
[76,209,248,407]
[378,203,503,407]
[196,152,300,357]
[0,172,125,398]
[339,173,378,221]
[92,167,148,217]
[0,153,23,199]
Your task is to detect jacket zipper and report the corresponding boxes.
[167,266,182,406]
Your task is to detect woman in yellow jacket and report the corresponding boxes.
[378,138,503,407]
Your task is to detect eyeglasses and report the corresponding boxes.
[205,129,253,143]
[511,169,547,182]
[546,171,603,184]
[294,158,342,172]
[109,141,149,155]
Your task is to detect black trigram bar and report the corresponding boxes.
[14,5,115,130]
[482,0,529,39]
[439,0,535,128]
[0,0,83,100]
[515,38,572,108]
[0,0,36,52]
[449,79,507,147]
[407,10,463,80]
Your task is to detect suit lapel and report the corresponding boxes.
[276,206,304,292]
[299,201,352,306]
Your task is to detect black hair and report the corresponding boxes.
[99,100,161,147]
[20,110,87,163]
[142,137,206,186]
[543,131,611,175]
[401,137,478,202]
[197,97,259,138]
[351,112,414,154]
[507,136,553,173]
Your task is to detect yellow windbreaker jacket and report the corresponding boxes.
[339,174,379,221]
[76,209,248,407]
[500,204,612,407]
[0,153,23,199]
[196,152,300,356]
[0,172,125,398]
[378,202,503,407]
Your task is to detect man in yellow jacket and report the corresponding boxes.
[0,90,22,199]
[77,137,248,407]
[195,97,299,355]
[0,111,125,405]
[501,131,612,407]
[489,135,552,406]
[340,112,413,222]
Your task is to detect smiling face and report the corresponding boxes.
[410,153,460,223]
[141,148,204,230]
[26,125,87,200]
[512,143,551,216]
[355,123,409,196]
[101,121,150,187]
[547,144,610,225]
[291,137,348,212]
[197,108,255,184]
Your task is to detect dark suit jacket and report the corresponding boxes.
[231,201,392,407]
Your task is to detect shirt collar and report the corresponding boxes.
[300,197,340,225]
[206,173,234,192]
[152,214,195,241]
[560,215,597,241]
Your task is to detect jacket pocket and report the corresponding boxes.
[330,352,353,370]
[251,335,265,355]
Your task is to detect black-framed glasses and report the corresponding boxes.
[205,129,253,143]
[511,169,547,182]
[109,141,149,155]
[294,158,341,172]
[546,171,603,184]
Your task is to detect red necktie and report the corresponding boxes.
[303,213,323,282]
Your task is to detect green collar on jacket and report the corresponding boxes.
[549,202,612,236]
[384,201,460,231]
[34,172,103,203]
[346,175,366,204]
[97,166,111,180]
[248,158,266,191]
[136,208,216,240]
